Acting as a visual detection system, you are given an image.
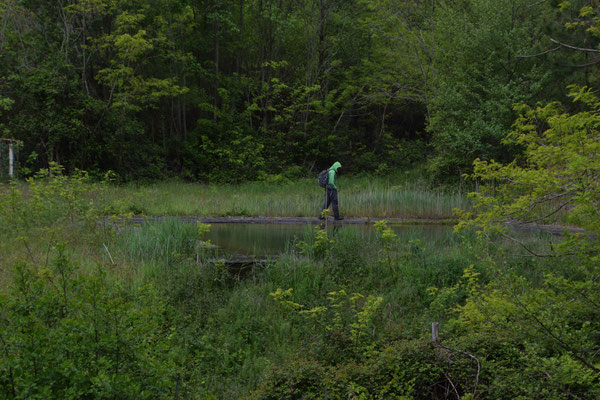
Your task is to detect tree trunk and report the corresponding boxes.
[237,0,244,75]
[214,18,219,122]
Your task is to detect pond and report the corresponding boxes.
[118,217,558,267]
[204,222,455,256]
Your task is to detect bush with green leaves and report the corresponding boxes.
[0,163,99,235]
[269,287,383,362]
[246,338,475,400]
[374,220,397,270]
[0,245,175,400]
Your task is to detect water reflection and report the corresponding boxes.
[204,223,454,256]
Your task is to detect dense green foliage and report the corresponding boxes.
[3,1,600,397]
[2,164,600,398]
[0,248,174,399]
[2,0,600,181]
[452,83,600,399]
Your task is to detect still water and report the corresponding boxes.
[204,223,454,256]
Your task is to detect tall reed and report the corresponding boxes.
[99,176,470,218]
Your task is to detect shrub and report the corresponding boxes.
[0,246,174,399]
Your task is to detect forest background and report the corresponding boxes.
[2,0,599,182]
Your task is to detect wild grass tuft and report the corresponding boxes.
[115,217,198,266]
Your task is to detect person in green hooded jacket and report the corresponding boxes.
[320,161,344,220]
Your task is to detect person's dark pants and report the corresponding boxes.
[321,186,340,218]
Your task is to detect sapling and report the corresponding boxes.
[374,220,397,270]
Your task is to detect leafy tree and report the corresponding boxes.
[0,97,13,136]
[457,84,600,238]
[11,0,600,181]
[451,85,600,398]
[543,0,600,91]
[427,0,553,181]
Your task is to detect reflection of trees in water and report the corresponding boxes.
[205,223,453,256]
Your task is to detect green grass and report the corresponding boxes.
[115,217,199,265]
[99,175,471,219]
[103,219,482,395]
[3,174,581,399]
[0,184,574,399]
[131,221,518,397]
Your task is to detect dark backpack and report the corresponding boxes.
[317,169,330,188]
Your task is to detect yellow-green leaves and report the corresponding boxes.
[196,222,211,239]
[297,225,333,259]
[269,288,305,312]
[460,85,600,239]
[375,219,396,268]
[270,287,384,358]
[580,6,594,18]
[313,228,333,257]
[113,30,153,60]
[374,219,397,243]
[559,1,572,11]
[89,4,188,112]
[451,85,600,390]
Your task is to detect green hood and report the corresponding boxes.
[327,162,341,189]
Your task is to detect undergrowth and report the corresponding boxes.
[1,168,597,399]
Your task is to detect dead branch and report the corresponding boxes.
[443,371,461,400]
[516,46,560,59]
[436,341,481,399]
[519,201,571,225]
[525,0,548,10]
[567,59,600,68]
[500,233,553,257]
[549,38,599,53]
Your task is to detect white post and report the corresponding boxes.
[8,142,14,178]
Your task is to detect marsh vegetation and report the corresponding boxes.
[2,167,598,399]
[99,174,470,220]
